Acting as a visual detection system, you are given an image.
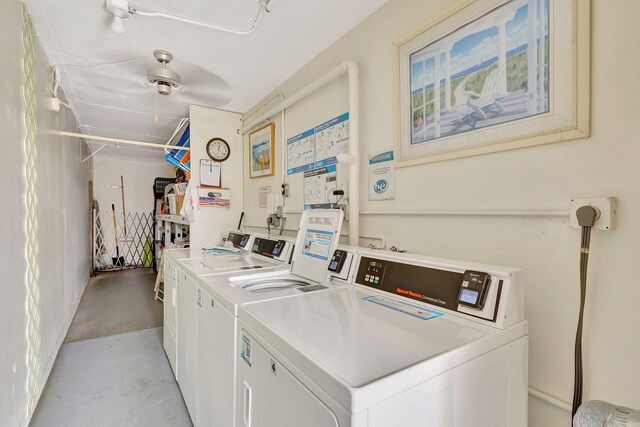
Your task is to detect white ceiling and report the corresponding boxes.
[24,0,388,161]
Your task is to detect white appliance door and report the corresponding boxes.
[237,331,339,427]
[177,273,197,422]
[196,288,237,427]
[163,261,178,333]
[163,261,178,376]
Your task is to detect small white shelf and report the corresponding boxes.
[156,214,189,225]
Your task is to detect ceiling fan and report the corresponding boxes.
[147,49,183,96]
[52,49,233,119]
[80,49,233,108]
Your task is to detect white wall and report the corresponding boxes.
[0,0,29,424]
[92,156,174,265]
[92,156,174,217]
[0,1,91,425]
[241,0,640,425]
[189,106,244,248]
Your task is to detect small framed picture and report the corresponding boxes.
[249,123,275,179]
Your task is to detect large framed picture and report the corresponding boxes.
[249,123,275,179]
[394,0,590,166]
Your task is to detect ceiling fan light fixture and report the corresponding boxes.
[111,15,125,33]
[156,82,172,96]
[147,50,182,96]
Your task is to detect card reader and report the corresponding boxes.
[457,270,491,310]
[328,249,347,273]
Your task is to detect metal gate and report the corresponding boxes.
[93,210,155,272]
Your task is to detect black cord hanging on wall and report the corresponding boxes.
[572,206,598,419]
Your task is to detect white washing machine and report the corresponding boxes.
[194,209,348,427]
[235,250,528,427]
[163,231,295,422]
[177,234,297,281]
[163,229,258,264]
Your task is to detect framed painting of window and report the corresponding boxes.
[394,0,590,166]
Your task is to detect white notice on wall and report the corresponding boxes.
[259,186,270,208]
[287,129,316,175]
[368,150,395,201]
[200,159,222,187]
[314,113,349,168]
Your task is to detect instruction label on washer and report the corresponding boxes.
[302,230,333,261]
[240,330,252,367]
[362,295,443,320]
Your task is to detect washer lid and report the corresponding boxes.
[180,254,282,280]
[290,209,344,283]
[164,247,245,261]
[239,286,528,412]
[198,270,342,316]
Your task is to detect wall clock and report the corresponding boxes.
[206,137,230,162]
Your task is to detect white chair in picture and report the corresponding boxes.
[456,68,505,129]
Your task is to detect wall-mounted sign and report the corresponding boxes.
[303,165,338,209]
[368,150,395,201]
[286,113,350,175]
[287,128,315,175]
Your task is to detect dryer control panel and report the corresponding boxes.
[355,256,507,325]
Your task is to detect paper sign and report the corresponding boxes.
[314,112,350,168]
[200,159,221,187]
[259,186,270,208]
[287,129,315,175]
[302,230,334,261]
[368,150,395,201]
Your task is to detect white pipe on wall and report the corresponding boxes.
[359,210,569,217]
[54,131,190,150]
[238,60,361,246]
[241,92,284,124]
[345,60,360,246]
[243,223,383,246]
[528,387,572,412]
[238,61,356,135]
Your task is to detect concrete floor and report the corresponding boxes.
[31,269,192,427]
[64,268,164,343]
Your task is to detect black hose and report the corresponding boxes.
[572,225,592,418]
[238,211,245,230]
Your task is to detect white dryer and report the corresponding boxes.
[194,209,348,427]
[235,251,528,427]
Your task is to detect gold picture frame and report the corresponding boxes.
[249,123,275,178]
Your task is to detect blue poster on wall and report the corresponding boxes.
[314,112,350,168]
[303,164,337,209]
[286,128,315,175]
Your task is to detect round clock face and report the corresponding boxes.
[206,138,230,162]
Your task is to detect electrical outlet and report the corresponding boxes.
[569,197,616,230]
